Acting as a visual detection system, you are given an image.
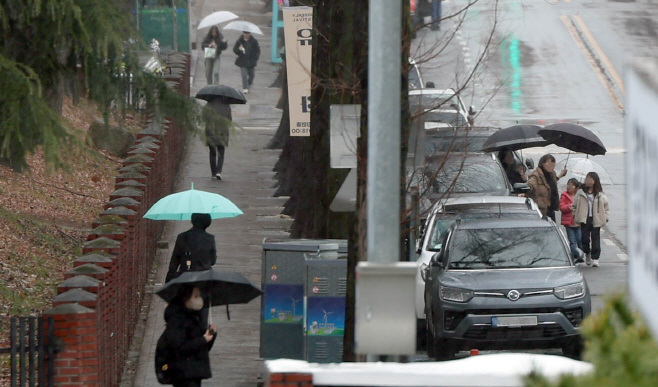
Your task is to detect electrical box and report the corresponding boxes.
[260,239,347,360]
[305,256,347,363]
[355,262,417,355]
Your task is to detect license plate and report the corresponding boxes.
[491,316,538,327]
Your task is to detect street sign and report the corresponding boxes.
[283,7,314,136]
[626,58,658,341]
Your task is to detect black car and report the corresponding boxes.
[423,217,591,360]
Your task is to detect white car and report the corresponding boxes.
[415,196,543,324]
[409,88,476,126]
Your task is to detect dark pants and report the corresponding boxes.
[204,58,219,85]
[209,145,225,175]
[240,66,255,89]
[431,0,442,29]
[580,217,601,259]
[173,379,201,387]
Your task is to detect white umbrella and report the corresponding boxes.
[223,20,264,35]
[198,11,239,29]
[557,157,613,185]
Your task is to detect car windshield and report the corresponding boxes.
[423,110,468,127]
[425,159,508,194]
[410,93,461,111]
[426,213,539,252]
[425,133,489,155]
[448,227,570,269]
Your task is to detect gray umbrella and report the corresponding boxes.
[195,85,247,104]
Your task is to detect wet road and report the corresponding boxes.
[410,0,658,357]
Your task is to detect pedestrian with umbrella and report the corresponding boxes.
[157,285,217,387]
[201,26,228,85]
[231,27,261,94]
[573,172,609,267]
[525,154,567,221]
[196,85,246,180]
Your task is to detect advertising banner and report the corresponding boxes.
[283,7,314,136]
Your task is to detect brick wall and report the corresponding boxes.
[43,53,191,387]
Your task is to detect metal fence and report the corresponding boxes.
[0,317,59,387]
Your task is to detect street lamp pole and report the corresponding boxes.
[367,0,401,264]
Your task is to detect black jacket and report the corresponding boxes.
[201,32,228,58]
[161,304,216,381]
[166,215,217,283]
[203,99,232,147]
[233,36,260,68]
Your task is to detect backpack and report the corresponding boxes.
[155,332,175,385]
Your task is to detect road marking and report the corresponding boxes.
[572,15,625,95]
[618,253,628,261]
[603,238,615,246]
[560,15,624,110]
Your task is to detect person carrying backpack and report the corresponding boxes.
[156,285,217,387]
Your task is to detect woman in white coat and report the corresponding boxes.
[573,172,609,267]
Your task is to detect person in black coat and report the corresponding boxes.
[201,26,228,85]
[161,286,217,387]
[202,99,232,180]
[233,31,260,94]
[166,213,217,283]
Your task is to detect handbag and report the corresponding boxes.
[204,47,216,58]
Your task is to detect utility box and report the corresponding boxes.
[355,262,417,355]
[305,254,347,363]
[260,239,347,360]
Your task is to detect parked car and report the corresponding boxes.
[414,196,543,333]
[409,88,476,126]
[423,217,591,360]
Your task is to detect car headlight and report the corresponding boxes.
[439,285,473,303]
[554,282,585,300]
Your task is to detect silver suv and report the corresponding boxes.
[423,217,591,360]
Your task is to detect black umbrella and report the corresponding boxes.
[195,85,247,104]
[538,123,606,155]
[480,125,551,152]
[156,269,262,320]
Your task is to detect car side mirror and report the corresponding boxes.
[468,105,477,116]
[525,158,535,170]
[430,252,444,268]
[513,183,531,193]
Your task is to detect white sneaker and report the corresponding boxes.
[585,253,592,266]
[592,259,599,267]
[243,89,249,94]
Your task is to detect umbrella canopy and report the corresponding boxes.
[156,270,263,307]
[557,157,613,185]
[223,20,263,35]
[195,85,247,104]
[144,183,243,220]
[198,11,239,29]
[480,125,551,152]
[538,123,607,155]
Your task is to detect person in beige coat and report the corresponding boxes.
[526,154,567,221]
[573,172,609,267]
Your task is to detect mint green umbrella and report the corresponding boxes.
[144,183,243,220]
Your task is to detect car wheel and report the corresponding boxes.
[417,319,427,351]
[562,338,583,360]
[434,339,455,361]
[426,325,436,358]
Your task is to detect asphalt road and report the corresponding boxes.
[409,1,658,357]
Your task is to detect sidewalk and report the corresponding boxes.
[132,0,287,386]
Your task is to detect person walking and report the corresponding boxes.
[431,0,442,30]
[160,285,217,387]
[233,31,261,94]
[166,213,217,282]
[526,154,567,221]
[202,98,232,180]
[560,178,585,263]
[201,26,228,85]
[573,172,609,267]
